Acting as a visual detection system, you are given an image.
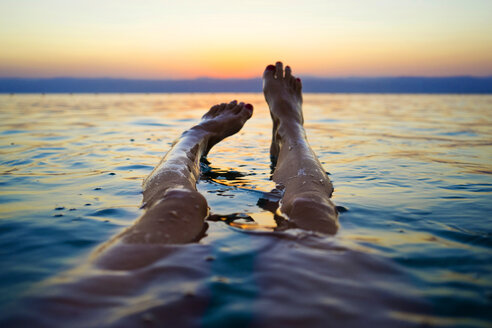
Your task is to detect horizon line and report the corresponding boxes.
[1,75,492,80]
[2,76,491,94]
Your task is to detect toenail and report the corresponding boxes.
[296,78,301,82]
[286,66,290,69]
[245,103,253,110]
[266,65,275,71]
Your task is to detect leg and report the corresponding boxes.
[94,101,253,265]
[263,62,338,234]
[126,100,253,243]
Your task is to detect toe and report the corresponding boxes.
[233,102,245,114]
[217,102,227,112]
[263,64,276,80]
[275,61,283,79]
[295,77,302,91]
[226,100,237,109]
[203,104,220,118]
[232,102,243,114]
[240,103,254,120]
[285,66,292,78]
[231,105,241,114]
[289,76,296,88]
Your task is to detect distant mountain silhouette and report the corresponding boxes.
[1,77,491,93]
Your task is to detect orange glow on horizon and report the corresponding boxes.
[1,0,491,78]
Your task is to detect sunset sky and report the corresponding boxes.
[1,0,491,79]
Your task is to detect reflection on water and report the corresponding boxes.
[0,94,491,326]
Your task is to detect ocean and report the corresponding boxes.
[0,93,491,327]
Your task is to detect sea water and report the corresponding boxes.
[0,94,491,326]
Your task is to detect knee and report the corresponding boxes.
[161,188,207,208]
[163,187,199,200]
[287,196,339,234]
[144,187,207,213]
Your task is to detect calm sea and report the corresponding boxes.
[0,94,491,326]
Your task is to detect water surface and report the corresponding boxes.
[0,94,491,326]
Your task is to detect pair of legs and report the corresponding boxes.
[95,62,338,266]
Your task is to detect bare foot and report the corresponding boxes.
[263,62,338,234]
[196,100,253,154]
[263,62,304,160]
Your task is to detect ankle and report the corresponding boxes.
[277,120,305,141]
[187,124,213,138]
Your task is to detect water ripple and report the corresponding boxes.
[0,94,491,326]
